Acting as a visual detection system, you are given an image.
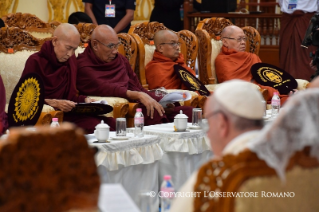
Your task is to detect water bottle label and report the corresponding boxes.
[271,99,280,106]
[134,117,144,124]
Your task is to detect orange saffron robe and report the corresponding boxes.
[215,46,288,103]
[145,51,196,90]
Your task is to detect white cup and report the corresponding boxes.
[94,129,109,142]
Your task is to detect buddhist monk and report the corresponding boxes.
[21,23,115,133]
[171,80,265,212]
[0,75,8,135]
[145,30,196,90]
[76,25,193,125]
[215,25,288,104]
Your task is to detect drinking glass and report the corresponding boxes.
[116,118,126,136]
[192,108,202,127]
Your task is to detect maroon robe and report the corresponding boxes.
[21,41,115,133]
[0,75,8,135]
[280,11,316,81]
[76,43,193,125]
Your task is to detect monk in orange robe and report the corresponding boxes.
[215,26,288,103]
[145,30,196,90]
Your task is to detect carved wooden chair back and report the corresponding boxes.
[118,33,138,72]
[128,21,198,89]
[0,123,100,211]
[194,148,319,212]
[2,12,60,38]
[0,26,51,103]
[195,17,261,85]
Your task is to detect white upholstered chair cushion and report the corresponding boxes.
[295,79,309,90]
[29,32,53,39]
[144,44,156,67]
[88,96,129,117]
[205,83,261,92]
[75,47,86,57]
[210,39,223,83]
[0,50,37,103]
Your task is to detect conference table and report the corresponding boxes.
[87,123,213,211]
[86,132,162,211]
[128,122,213,191]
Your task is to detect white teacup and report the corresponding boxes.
[94,120,110,142]
[174,110,188,132]
[94,129,109,142]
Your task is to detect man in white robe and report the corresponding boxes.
[170,80,265,212]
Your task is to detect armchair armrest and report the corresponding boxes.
[88,96,129,118]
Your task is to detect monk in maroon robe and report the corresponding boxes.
[0,75,8,135]
[21,23,115,133]
[76,25,193,125]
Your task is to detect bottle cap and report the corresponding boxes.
[136,108,142,112]
[52,118,58,122]
[274,92,279,96]
[163,175,171,180]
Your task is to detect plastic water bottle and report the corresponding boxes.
[271,92,280,118]
[160,175,175,212]
[134,108,144,137]
[50,118,60,128]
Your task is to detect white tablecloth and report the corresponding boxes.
[87,132,162,211]
[129,123,213,191]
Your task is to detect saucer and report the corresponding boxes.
[110,136,130,140]
[188,125,201,129]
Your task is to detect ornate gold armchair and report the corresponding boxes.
[0,26,58,126]
[0,26,128,128]
[195,17,269,100]
[0,123,100,211]
[128,21,206,109]
[195,17,261,85]
[2,12,60,39]
[194,147,319,212]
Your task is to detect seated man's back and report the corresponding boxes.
[76,25,193,125]
[145,30,196,90]
[20,23,115,133]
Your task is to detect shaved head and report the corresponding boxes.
[154,30,180,61]
[53,23,80,43]
[91,25,119,63]
[91,25,117,44]
[221,25,246,52]
[154,30,177,46]
[221,25,243,38]
[52,23,80,62]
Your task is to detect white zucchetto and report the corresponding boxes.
[214,80,265,120]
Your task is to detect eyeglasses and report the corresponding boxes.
[96,39,121,49]
[160,42,181,48]
[201,110,226,133]
[222,37,247,42]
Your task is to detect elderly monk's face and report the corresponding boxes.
[52,37,79,63]
[222,28,247,52]
[158,32,180,61]
[93,35,119,63]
